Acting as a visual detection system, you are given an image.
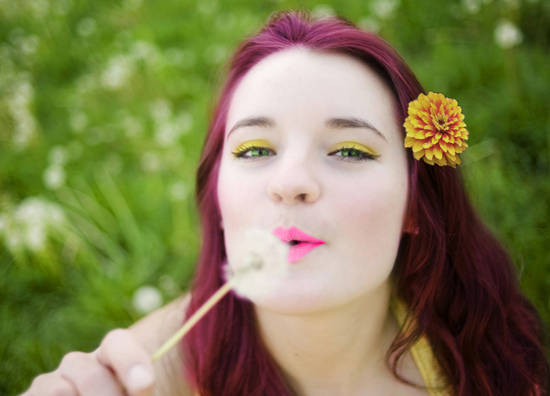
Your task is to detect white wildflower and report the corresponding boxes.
[70,110,88,133]
[165,48,186,66]
[205,45,228,65]
[159,275,179,295]
[371,0,400,19]
[75,73,95,95]
[311,4,335,19]
[26,226,46,251]
[155,121,179,146]
[121,114,143,137]
[358,16,380,33]
[141,152,162,172]
[15,198,65,227]
[49,145,68,165]
[27,0,49,19]
[43,165,66,190]
[131,41,157,61]
[101,55,134,89]
[150,99,172,122]
[12,114,36,149]
[175,112,193,135]
[494,20,523,49]
[8,198,66,253]
[462,0,481,14]
[9,80,37,149]
[132,285,163,314]
[77,17,96,37]
[169,181,188,201]
[21,35,39,56]
[223,227,290,302]
[6,232,23,252]
[52,0,72,16]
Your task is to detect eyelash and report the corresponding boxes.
[231,145,378,162]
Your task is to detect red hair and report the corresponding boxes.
[182,10,549,395]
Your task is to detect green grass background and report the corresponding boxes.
[1,0,548,393]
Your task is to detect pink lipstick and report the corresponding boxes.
[273,226,326,263]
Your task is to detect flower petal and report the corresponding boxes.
[403,91,469,168]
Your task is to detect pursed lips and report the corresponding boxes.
[272,226,325,263]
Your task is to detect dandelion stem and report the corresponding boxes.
[152,278,235,362]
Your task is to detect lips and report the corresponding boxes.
[273,226,325,263]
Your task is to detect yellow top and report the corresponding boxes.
[390,295,452,396]
[194,297,452,396]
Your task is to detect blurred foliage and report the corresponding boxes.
[0,0,548,393]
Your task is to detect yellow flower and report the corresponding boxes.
[403,92,469,168]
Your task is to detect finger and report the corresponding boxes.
[57,351,125,396]
[24,372,77,396]
[95,329,155,396]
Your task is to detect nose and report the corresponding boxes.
[267,156,321,205]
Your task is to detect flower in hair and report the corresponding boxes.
[403,92,469,167]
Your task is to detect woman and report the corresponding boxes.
[23,10,548,396]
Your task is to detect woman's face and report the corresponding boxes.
[217,47,409,314]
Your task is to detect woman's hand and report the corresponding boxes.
[21,328,155,396]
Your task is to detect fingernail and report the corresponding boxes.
[127,364,154,391]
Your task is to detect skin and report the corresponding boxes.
[217,47,427,395]
[22,47,429,396]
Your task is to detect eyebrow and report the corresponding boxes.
[226,116,387,142]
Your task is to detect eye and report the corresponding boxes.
[231,145,276,160]
[328,146,379,162]
[231,142,379,162]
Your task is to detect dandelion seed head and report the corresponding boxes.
[223,227,290,301]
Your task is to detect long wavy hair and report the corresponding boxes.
[181,10,549,396]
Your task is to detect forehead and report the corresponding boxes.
[225,47,400,141]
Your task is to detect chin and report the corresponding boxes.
[251,277,393,316]
[252,289,357,316]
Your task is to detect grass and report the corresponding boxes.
[1,0,549,393]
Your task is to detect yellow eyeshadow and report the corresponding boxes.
[329,141,380,156]
[231,139,275,155]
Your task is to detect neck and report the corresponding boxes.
[254,281,399,395]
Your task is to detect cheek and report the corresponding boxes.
[217,163,265,235]
[336,175,407,265]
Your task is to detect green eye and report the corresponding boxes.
[231,142,379,162]
[232,146,275,159]
[328,147,378,161]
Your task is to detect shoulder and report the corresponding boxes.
[129,292,194,396]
